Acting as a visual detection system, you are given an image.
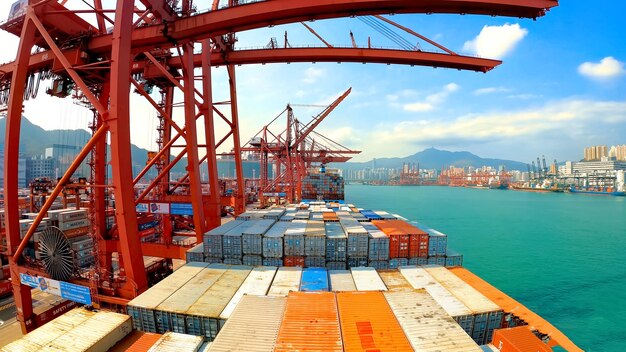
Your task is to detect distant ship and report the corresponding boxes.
[568,186,625,196]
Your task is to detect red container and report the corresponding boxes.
[408,233,429,258]
[284,256,305,267]
[0,279,12,297]
[492,327,551,352]
[388,234,410,258]
[373,220,429,258]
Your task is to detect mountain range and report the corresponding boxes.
[334,148,528,172]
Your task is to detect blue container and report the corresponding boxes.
[359,210,382,220]
[300,267,329,291]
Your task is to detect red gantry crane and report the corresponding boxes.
[242,87,360,207]
[0,0,557,334]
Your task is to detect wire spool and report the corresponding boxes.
[38,226,75,281]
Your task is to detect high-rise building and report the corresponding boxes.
[0,144,27,187]
[26,156,56,183]
[44,144,89,178]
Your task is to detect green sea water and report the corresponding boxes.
[346,184,626,352]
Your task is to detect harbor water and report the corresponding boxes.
[346,184,626,352]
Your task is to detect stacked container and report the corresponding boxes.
[186,243,205,263]
[262,222,288,264]
[304,220,325,267]
[267,267,302,297]
[283,220,306,266]
[203,220,244,261]
[425,266,503,345]
[300,267,330,291]
[350,267,387,291]
[301,171,344,201]
[218,266,277,323]
[274,292,342,352]
[325,222,346,269]
[241,219,275,265]
[328,270,357,292]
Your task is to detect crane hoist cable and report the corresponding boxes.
[357,16,417,51]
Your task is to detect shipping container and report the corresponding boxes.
[351,267,387,291]
[267,266,302,297]
[428,256,447,266]
[241,219,275,255]
[304,256,325,267]
[421,225,448,257]
[342,220,369,258]
[263,221,289,258]
[155,265,228,333]
[37,309,132,352]
[300,267,329,291]
[275,292,342,352]
[408,257,429,266]
[384,290,482,352]
[346,257,368,268]
[283,220,307,256]
[491,327,552,352]
[367,229,390,261]
[203,220,245,259]
[147,332,203,352]
[183,266,252,339]
[378,270,413,292]
[242,255,263,266]
[359,210,382,220]
[262,258,283,267]
[425,266,503,345]
[222,221,254,259]
[445,249,464,267]
[304,220,326,257]
[263,208,286,220]
[368,260,390,270]
[372,219,428,258]
[322,212,339,222]
[325,261,346,270]
[207,295,286,352]
[219,266,277,321]
[336,291,412,351]
[283,256,305,267]
[57,209,88,223]
[325,222,346,261]
[127,262,210,332]
[109,331,163,352]
[389,258,409,268]
[374,210,396,220]
[399,266,474,335]
[328,270,356,292]
[186,243,205,263]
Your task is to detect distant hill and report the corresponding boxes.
[334,147,528,171]
[0,117,166,171]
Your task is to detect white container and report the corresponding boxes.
[424,266,501,315]
[328,270,357,292]
[58,209,88,223]
[350,267,387,291]
[267,267,302,297]
[399,266,473,318]
[219,266,277,321]
[148,332,204,352]
[40,310,132,352]
[384,291,482,352]
[59,218,90,231]
[207,295,286,352]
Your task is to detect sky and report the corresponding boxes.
[0,1,625,164]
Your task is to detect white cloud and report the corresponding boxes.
[578,57,625,80]
[402,83,459,112]
[473,87,511,95]
[302,67,326,84]
[463,23,528,59]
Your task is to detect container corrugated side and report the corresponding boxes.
[1,308,96,351]
[336,291,412,352]
[399,266,474,335]
[283,220,307,256]
[350,267,387,291]
[378,271,413,292]
[263,222,289,258]
[367,230,390,261]
[185,266,253,340]
[300,267,329,291]
[127,262,210,332]
[207,295,286,352]
[219,266,278,321]
[241,219,275,255]
[222,221,254,259]
[384,290,482,352]
[39,310,132,352]
[328,270,356,291]
[186,243,205,263]
[267,266,302,297]
[147,332,204,352]
[203,220,245,258]
[155,266,227,333]
[274,292,342,352]
[325,222,346,261]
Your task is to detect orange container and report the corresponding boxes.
[274,291,343,352]
[323,212,339,222]
[336,291,412,352]
[109,331,163,352]
[284,256,305,267]
[492,327,552,352]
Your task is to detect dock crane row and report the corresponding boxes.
[0,0,557,333]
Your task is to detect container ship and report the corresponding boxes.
[0,171,582,352]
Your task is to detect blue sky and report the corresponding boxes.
[1,1,625,164]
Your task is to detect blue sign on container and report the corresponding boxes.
[171,203,194,215]
[300,267,329,291]
[60,281,92,305]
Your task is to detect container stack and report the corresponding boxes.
[304,220,325,267]
[203,220,244,263]
[301,171,344,201]
[372,219,429,268]
[324,222,346,269]
[341,217,369,268]
[241,219,275,266]
[283,220,306,266]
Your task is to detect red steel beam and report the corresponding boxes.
[87,0,558,54]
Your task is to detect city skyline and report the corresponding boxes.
[0,2,625,163]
